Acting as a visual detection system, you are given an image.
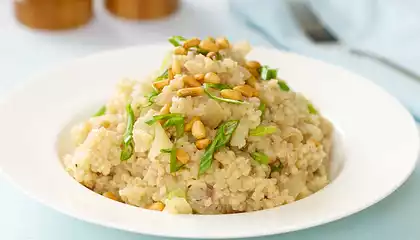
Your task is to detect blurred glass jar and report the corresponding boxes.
[105,0,179,20]
[14,0,93,30]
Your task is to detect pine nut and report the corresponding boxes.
[246,76,257,87]
[172,59,182,75]
[220,89,243,101]
[247,67,260,78]
[177,87,204,97]
[194,73,205,83]
[174,46,187,55]
[168,68,174,80]
[176,149,190,164]
[233,85,257,98]
[199,39,219,53]
[192,120,206,139]
[153,79,169,90]
[160,103,171,115]
[185,116,200,132]
[103,192,119,201]
[246,60,261,69]
[182,75,201,87]
[216,37,230,49]
[148,202,165,211]
[196,138,211,150]
[204,72,221,84]
[183,38,200,49]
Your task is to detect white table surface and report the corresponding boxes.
[1,1,420,239]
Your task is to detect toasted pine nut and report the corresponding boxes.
[246,61,261,69]
[103,192,119,201]
[196,138,211,150]
[183,38,200,49]
[172,59,182,75]
[220,89,243,101]
[192,120,206,140]
[160,103,171,115]
[182,75,201,87]
[194,73,205,83]
[216,37,230,49]
[204,72,221,84]
[185,116,200,132]
[247,67,260,78]
[199,39,219,53]
[148,202,165,211]
[206,52,217,59]
[177,87,204,97]
[174,46,187,55]
[246,76,257,87]
[233,85,256,98]
[176,149,190,164]
[153,79,169,90]
[168,68,174,80]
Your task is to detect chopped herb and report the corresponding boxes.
[205,83,232,90]
[203,84,245,104]
[145,113,183,125]
[168,36,186,47]
[278,80,290,91]
[160,148,172,153]
[163,116,185,138]
[146,113,185,138]
[199,140,218,175]
[270,163,283,173]
[155,69,169,82]
[144,89,159,107]
[308,103,318,114]
[161,146,184,173]
[249,125,277,136]
[120,104,135,161]
[196,48,209,56]
[215,52,223,60]
[260,66,278,80]
[120,142,134,161]
[199,120,239,174]
[251,152,269,165]
[258,102,266,118]
[93,105,106,117]
[214,120,239,149]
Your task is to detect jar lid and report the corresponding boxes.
[14,0,93,30]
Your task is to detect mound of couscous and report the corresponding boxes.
[62,36,333,214]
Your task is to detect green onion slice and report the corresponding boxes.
[120,104,135,161]
[251,152,269,165]
[249,125,277,136]
[199,120,239,174]
[168,36,186,47]
[93,105,106,117]
[203,84,245,104]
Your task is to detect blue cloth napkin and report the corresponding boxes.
[229,0,420,121]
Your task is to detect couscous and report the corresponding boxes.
[62,36,333,214]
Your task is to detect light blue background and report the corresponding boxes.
[1,1,419,239]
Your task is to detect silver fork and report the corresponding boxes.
[288,1,420,82]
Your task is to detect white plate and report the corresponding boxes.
[0,45,418,239]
